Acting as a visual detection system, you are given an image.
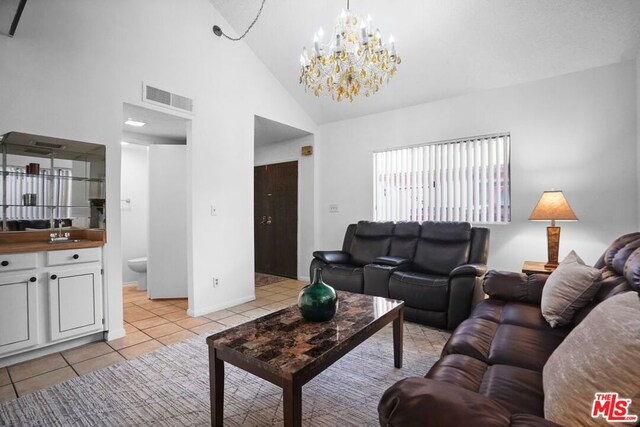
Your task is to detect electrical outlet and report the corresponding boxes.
[329,204,339,213]
[211,205,218,216]
[213,277,219,287]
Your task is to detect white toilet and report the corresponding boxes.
[127,257,148,291]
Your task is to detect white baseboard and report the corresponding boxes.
[297,275,310,282]
[106,327,127,341]
[188,294,256,317]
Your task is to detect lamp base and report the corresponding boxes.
[546,226,561,269]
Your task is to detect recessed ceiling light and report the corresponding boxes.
[120,141,129,145]
[124,118,147,127]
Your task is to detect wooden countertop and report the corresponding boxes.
[0,229,106,254]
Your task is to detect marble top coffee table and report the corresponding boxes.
[206,291,404,427]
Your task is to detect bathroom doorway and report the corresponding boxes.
[121,103,190,303]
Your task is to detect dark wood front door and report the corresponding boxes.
[254,161,298,278]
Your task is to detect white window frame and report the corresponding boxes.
[373,133,511,224]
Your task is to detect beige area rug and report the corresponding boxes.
[0,322,449,426]
[255,273,289,288]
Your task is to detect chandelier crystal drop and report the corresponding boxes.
[299,6,400,102]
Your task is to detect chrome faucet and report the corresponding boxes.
[49,220,70,243]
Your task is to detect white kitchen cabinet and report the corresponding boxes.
[47,247,101,267]
[0,248,104,361]
[0,273,38,354]
[48,266,102,341]
[0,253,37,272]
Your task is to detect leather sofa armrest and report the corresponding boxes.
[313,250,350,264]
[482,270,548,304]
[450,263,488,277]
[374,256,411,267]
[378,377,513,427]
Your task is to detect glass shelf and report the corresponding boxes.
[1,171,104,182]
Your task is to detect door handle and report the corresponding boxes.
[260,216,267,225]
[266,216,272,225]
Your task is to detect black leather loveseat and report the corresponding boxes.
[310,221,490,329]
[378,232,640,426]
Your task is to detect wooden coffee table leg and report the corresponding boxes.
[209,347,224,426]
[283,378,302,427]
[393,308,403,368]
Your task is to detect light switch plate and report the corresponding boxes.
[329,204,339,213]
[211,205,217,216]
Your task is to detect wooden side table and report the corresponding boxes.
[522,261,557,275]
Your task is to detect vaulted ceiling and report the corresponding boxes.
[210,0,640,125]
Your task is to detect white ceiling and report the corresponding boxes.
[210,0,640,125]
[254,115,312,146]
[122,103,188,145]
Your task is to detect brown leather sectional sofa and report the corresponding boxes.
[378,232,640,426]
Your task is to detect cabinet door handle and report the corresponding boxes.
[72,254,79,259]
[30,277,36,282]
[50,274,57,280]
[1,261,8,266]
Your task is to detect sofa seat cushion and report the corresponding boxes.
[488,324,565,372]
[479,365,544,416]
[321,264,363,293]
[388,271,449,311]
[443,317,565,372]
[427,355,544,417]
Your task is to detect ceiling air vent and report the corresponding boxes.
[24,148,52,155]
[142,83,194,114]
[30,140,65,149]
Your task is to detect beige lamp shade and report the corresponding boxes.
[529,190,578,221]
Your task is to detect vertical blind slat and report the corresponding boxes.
[488,137,496,223]
[503,135,511,222]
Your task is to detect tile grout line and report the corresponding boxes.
[6,366,18,401]
[58,352,79,377]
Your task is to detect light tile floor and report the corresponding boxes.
[0,278,303,404]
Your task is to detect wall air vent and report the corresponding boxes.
[142,83,194,114]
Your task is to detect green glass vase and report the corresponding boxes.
[298,268,339,322]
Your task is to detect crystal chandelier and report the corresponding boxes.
[299,2,401,102]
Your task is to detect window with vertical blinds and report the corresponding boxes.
[373,133,511,224]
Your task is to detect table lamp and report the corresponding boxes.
[529,190,578,268]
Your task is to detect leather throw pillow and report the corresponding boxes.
[540,250,601,327]
[543,291,640,426]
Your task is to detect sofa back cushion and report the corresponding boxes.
[593,232,640,269]
[413,222,471,276]
[572,238,640,326]
[389,222,420,259]
[543,291,640,426]
[349,221,394,267]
